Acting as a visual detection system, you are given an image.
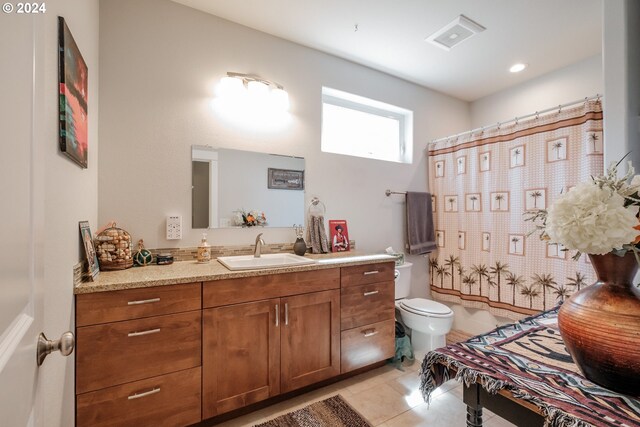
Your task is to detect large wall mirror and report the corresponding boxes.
[192,146,305,229]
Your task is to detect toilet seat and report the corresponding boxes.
[398,298,452,318]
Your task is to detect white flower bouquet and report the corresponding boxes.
[526,159,640,261]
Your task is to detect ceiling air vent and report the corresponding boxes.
[425,14,486,51]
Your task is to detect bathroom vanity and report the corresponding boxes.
[73,254,395,427]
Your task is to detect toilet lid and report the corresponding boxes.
[400,298,452,316]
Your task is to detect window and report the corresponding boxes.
[321,87,413,163]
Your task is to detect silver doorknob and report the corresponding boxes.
[37,331,75,366]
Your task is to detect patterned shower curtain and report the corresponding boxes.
[427,101,603,320]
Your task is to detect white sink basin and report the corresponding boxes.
[217,253,316,271]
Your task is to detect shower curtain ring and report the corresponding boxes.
[535,111,539,119]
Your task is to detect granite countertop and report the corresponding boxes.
[74,251,397,294]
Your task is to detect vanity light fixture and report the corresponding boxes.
[218,72,289,111]
[509,63,528,73]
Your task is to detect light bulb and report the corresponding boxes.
[271,88,290,111]
[217,76,245,98]
[509,63,528,73]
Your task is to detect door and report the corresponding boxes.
[0,14,45,427]
[280,290,341,393]
[202,299,281,419]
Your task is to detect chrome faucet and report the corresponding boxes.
[254,233,265,258]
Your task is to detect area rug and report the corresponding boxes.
[253,395,371,427]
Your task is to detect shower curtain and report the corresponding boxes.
[428,101,603,320]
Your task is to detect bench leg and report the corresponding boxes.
[466,405,483,427]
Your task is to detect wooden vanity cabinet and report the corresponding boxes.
[340,262,396,373]
[202,269,341,418]
[75,283,202,427]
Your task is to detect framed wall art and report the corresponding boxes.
[267,168,304,190]
[59,17,89,168]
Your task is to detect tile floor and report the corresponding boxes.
[217,353,518,427]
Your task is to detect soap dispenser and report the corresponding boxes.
[197,233,211,263]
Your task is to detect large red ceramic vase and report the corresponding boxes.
[558,252,640,396]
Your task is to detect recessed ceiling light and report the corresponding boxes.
[509,63,528,73]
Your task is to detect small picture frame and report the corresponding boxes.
[458,231,466,250]
[508,234,525,256]
[524,188,547,211]
[79,221,99,281]
[431,195,437,213]
[436,230,445,248]
[481,232,491,252]
[329,219,350,252]
[434,160,445,177]
[267,168,304,190]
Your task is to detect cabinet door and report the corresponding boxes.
[202,299,280,418]
[281,290,341,393]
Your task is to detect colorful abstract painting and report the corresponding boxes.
[58,17,88,168]
[428,101,603,320]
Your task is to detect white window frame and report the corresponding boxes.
[321,87,413,164]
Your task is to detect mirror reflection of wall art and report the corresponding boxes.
[434,160,445,177]
[508,234,525,256]
[431,195,437,212]
[510,145,525,168]
[524,188,546,210]
[585,130,603,155]
[436,230,445,248]
[465,193,482,212]
[456,156,466,175]
[458,231,466,250]
[547,137,568,162]
[267,168,304,190]
[444,195,458,212]
[481,232,491,252]
[490,191,509,212]
[479,151,491,172]
[58,17,89,168]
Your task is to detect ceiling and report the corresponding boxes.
[172,0,602,102]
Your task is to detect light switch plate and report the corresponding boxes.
[166,215,182,240]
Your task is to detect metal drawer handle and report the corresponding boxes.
[363,329,379,338]
[275,304,279,327]
[285,303,289,326]
[127,298,160,305]
[363,290,379,296]
[128,328,161,337]
[363,270,379,275]
[128,387,161,400]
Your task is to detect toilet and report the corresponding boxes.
[394,262,454,352]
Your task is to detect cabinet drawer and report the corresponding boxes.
[76,310,201,394]
[340,262,395,288]
[341,319,395,373]
[204,268,340,308]
[77,367,201,427]
[76,283,201,327]
[341,281,395,330]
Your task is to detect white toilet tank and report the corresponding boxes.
[394,262,413,299]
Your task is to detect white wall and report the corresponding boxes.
[38,2,100,426]
[603,0,640,169]
[470,55,603,128]
[98,0,470,298]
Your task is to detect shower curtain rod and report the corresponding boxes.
[429,93,602,145]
